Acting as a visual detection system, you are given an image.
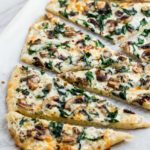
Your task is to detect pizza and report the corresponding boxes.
[7,111,132,150]
[60,65,150,110]
[21,12,147,73]
[6,64,150,129]
[121,27,150,63]
[46,0,150,43]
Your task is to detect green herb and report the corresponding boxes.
[37,85,50,98]
[31,118,38,123]
[61,9,69,18]
[54,79,67,96]
[55,62,62,71]
[104,34,113,40]
[141,9,150,17]
[117,66,129,73]
[82,52,91,66]
[42,22,49,29]
[45,61,53,69]
[53,23,65,37]
[78,19,90,27]
[22,65,28,71]
[140,18,148,27]
[95,40,104,48]
[142,29,150,37]
[85,71,94,85]
[85,35,91,41]
[107,110,119,123]
[68,87,84,95]
[58,0,67,7]
[49,122,63,138]
[119,91,127,100]
[101,56,115,68]
[19,118,28,126]
[58,107,72,118]
[114,28,122,35]
[16,88,30,96]
[123,8,137,16]
[56,42,70,48]
[67,55,73,64]
[137,38,144,45]
[28,48,36,55]
[80,109,93,121]
[40,70,45,75]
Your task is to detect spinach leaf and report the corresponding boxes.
[141,9,150,17]
[53,23,65,37]
[45,61,53,69]
[16,88,30,96]
[68,87,84,95]
[123,8,137,16]
[19,118,28,127]
[95,40,105,48]
[67,55,73,64]
[82,52,91,66]
[61,9,69,18]
[140,18,148,27]
[22,65,28,71]
[107,110,119,123]
[85,71,94,85]
[58,0,67,7]
[101,56,115,68]
[142,29,150,37]
[28,48,36,55]
[49,122,63,138]
[137,38,144,45]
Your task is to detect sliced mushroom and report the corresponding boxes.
[17,100,33,111]
[33,57,44,68]
[95,70,107,82]
[132,63,144,74]
[142,50,150,61]
[140,76,150,89]
[64,26,77,37]
[27,75,40,90]
[29,38,41,46]
[118,15,133,24]
[134,94,150,105]
[115,10,123,17]
[106,20,118,33]
[103,50,112,58]
[39,51,49,58]
[65,96,85,110]
[107,77,120,90]
[60,133,76,144]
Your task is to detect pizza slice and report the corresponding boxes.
[6,64,150,129]
[7,111,132,150]
[60,66,150,110]
[21,13,141,73]
[46,0,150,43]
[121,27,150,63]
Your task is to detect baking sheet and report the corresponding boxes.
[0,0,150,149]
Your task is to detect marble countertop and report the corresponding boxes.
[0,0,28,33]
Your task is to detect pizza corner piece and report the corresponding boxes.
[6,111,132,150]
[6,64,150,129]
[59,66,150,111]
[46,0,150,44]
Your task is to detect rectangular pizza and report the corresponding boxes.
[21,13,146,73]
[60,64,150,110]
[7,111,132,150]
[6,64,150,129]
[46,0,150,43]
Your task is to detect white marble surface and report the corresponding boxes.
[0,0,28,33]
